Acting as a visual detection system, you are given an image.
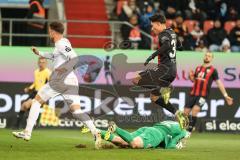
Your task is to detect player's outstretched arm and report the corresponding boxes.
[165,131,187,149]
[31,46,39,55]
[31,46,53,60]
[216,80,233,106]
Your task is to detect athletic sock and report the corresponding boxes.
[115,127,134,143]
[188,116,197,132]
[72,109,97,136]
[100,130,115,141]
[25,100,41,135]
[15,110,25,128]
[155,97,177,114]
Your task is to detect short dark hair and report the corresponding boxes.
[149,13,166,24]
[49,22,64,34]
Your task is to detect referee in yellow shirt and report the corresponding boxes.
[15,57,51,129]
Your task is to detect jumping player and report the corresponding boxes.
[131,13,187,128]
[184,52,233,133]
[12,22,102,149]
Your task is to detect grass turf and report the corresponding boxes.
[0,129,239,160]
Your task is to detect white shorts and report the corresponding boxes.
[38,77,80,106]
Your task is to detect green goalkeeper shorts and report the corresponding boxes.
[132,127,164,148]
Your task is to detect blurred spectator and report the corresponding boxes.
[26,0,46,46]
[139,5,155,49]
[158,0,182,19]
[117,0,140,22]
[172,15,188,39]
[207,20,227,51]
[139,5,155,30]
[229,0,240,13]
[220,38,231,53]
[121,14,139,41]
[128,15,141,49]
[185,0,208,23]
[190,22,204,47]
[136,0,154,14]
[229,19,240,52]
[208,0,228,23]
[195,39,208,52]
[226,6,239,21]
[172,15,194,50]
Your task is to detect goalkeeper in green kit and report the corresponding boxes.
[101,120,190,149]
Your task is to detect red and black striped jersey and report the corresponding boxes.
[190,65,219,97]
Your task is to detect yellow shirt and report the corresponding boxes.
[29,68,51,91]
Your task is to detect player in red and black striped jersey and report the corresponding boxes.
[184,52,233,133]
[132,13,188,129]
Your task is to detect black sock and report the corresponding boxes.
[15,110,25,128]
[188,116,197,132]
[155,97,177,114]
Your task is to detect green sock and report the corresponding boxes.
[115,127,134,143]
[100,130,115,141]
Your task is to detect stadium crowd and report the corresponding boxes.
[115,0,240,52]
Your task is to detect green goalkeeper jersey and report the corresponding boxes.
[153,121,187,149]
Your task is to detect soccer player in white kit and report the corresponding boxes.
[12,22,102,149]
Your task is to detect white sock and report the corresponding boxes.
[25,100,41,135]
[72,109,97,135]
[84,120,97,135]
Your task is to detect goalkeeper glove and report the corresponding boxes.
[176,141,183,150]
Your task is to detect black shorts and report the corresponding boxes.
[28,90,38,99]
[138,65,175,95]
[185,95,206,109]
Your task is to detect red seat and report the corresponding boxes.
[204,20,214,34]
[166,19,173,28]
[183,20,198,33]
[224,21,236,33]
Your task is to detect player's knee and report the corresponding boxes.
[132,75,141,85]
[132,78,139,85]
[70,104,81,113]
[150,94,159,102]
[192,106,200,116]
[34,95,44,104]
[21,102,27,111]
[22,102,31,111]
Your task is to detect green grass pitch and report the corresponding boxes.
[0,129,239,160]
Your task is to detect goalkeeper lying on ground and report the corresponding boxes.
[100,120,189,149]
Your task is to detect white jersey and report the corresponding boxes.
[39,38,78,84]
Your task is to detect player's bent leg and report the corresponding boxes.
[70,104,97,136]
[70,103,102,149]
[151,94,177,114]
[188,105,200,132]
[130,137,144,149]
[192,105,200,116]
[112,136,129,148]
[132,74,141,85]
[21,99,33,111]
[101,130,129,148]
[14,99,33,129]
